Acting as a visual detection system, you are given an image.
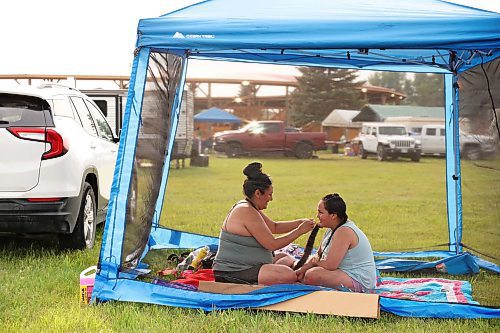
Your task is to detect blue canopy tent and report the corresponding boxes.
[194,107,242,124]
[93,0,500,318]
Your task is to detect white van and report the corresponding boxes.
[420,124,497,160]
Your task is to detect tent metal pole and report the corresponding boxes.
[444,73,462,254]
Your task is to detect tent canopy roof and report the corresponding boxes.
[194,107,242,123]
[137,0,500,73]
[322,109,361,127]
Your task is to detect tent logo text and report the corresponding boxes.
[173,32,215,39]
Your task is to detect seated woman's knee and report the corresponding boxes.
[260,266,297,285]
[303,267,324,285]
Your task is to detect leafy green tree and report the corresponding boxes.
[368,71,443,106]
[403,78,415,103]
[368,72,406,92]
[289,67,363,126]
[406,73,444,106]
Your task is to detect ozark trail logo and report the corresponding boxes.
[172,32,215,39]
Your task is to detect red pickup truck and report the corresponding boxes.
[213,121,326,158]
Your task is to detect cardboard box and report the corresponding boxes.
[198,281,380,319]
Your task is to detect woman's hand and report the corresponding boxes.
[298,218,316,234]
[310,254,320,266]
[295,266,307,281]
[296,254,319,281]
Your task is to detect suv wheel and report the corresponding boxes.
[59,182,96,250]
[359,143,367,159]
[377,145,387,161]
[295,142,313,159]
[411,152,421,162]
[226,142,243,158]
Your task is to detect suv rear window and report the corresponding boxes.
[0,93,52,127]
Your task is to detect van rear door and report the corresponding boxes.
[0,93,50,192]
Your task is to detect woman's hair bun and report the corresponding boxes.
[243,162,263,179]
[242,162,272,197]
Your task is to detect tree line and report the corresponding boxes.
[287,68,444,127]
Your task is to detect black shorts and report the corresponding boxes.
[213,264,263,284]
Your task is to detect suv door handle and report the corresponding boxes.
[90,144,97,149]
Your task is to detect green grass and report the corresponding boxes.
[1,153,499,332]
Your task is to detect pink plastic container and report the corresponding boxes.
[80,266,97,305]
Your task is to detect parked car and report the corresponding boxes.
[212,120,327,158]
[0,84,119,249]
[355,122,421,162]
[418,124,497,160]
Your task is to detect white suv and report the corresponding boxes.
[0,84,118,249]
[356,123,421,162]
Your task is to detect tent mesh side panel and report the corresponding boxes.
[121,52,184,268]
[458,57,500,263]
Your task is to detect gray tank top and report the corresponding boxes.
[320,220,377,290]
[213,230,273,271]
[213,201,273,271]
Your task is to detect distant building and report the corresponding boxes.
[321,109,361,142]
[353,104,444,122]
[352,104,445,137]
[384,116,444,136]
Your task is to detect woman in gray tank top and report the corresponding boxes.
[213,162,315,285]
[295,193,377,292]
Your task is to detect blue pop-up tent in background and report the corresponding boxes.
[194,107,242,124]
[93,0,500,318]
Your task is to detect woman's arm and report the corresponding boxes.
[243,210,315,251]
[259,211,313,234]
[316,227,353,271]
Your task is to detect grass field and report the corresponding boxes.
[1,153,499,332]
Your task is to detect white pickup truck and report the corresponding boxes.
[418,124,497,160]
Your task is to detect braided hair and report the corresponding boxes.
[293,193,348,270]
[242,162,272,198]
[293,225,320,270]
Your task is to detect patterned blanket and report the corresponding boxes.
[375,277,477,304]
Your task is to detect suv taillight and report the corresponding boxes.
[7,127,67,160]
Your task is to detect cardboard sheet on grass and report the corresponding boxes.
[199,281,380,318]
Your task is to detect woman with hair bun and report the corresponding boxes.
[213,162,315,285]
[295,193,377,292]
